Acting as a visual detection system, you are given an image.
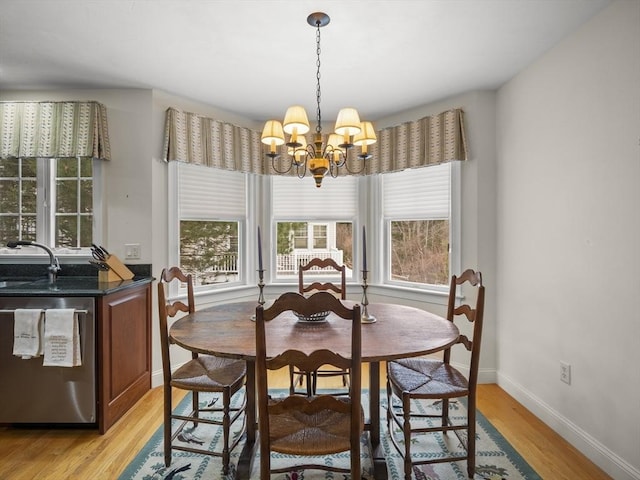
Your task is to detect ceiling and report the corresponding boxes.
[0,0,611,124]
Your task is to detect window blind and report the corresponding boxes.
[178,161,246,219]
[272,175,357,218]
[383,163,450,219]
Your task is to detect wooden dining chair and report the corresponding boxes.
[255,291,363,479]
[386,269,485,479]
[157,266,247,474]
[290,257,349,395]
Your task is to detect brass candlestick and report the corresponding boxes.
[257,269,265,306]
[361,269,376,323]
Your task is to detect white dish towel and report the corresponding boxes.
[13,309,44,359]
[43,309,82,367]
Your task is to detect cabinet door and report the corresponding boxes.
[97,283,151,433]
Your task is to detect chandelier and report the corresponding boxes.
[261,12,377,188]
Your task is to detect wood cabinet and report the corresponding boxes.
[96,282,152,433]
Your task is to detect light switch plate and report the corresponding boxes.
[125,243,141,260]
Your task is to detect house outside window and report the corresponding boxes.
[313,224,327,249]
[293,224,308,249]
[275,221,352,278]
[0,157,98,249]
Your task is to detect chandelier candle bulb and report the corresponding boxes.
[261,120,285,157]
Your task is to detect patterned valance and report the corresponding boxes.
[366,108,467,174]
[0,101,111,160]
[162,107,467,176]
[163,107,263,174]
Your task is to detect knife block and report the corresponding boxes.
[98,254,135,282]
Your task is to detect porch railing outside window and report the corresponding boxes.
[276,250,345,277]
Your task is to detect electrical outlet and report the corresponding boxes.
[560,361,571,385]
[125,243,141,260]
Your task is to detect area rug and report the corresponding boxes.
[118,390,541,480]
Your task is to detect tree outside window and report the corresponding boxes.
[0,157,94,248]
[390,220,449,285]
[180,220,239,285]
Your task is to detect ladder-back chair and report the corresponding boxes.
[158,266,247,474]
[255,291,363,479]
[291,257,349,395]
[386,269,485,479]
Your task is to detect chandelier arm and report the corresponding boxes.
[269,157,295,175]
[334,150,348,168]
[340,155,367,175]
[295,158,307,179]
[328,160,340,178]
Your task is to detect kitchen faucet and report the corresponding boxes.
[6,240,61,283]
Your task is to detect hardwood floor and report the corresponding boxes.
[0,365,611,479]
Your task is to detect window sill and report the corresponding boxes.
[0,250,92,264]
[368,283,450,306]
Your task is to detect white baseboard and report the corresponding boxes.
[151,368,163,389]
[497,372,640,480]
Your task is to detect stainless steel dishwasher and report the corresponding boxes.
[0,296,96,425]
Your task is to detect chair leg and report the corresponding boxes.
[442,398,449,430]
[288,365,296,395]
[163,384,172,467]
[308,371,315,396]
[259,429,270,480]
[402,395,413,480]
[192,391,199,427]
[467,396,477,478]
[351,433,361,480]
[221,389,231,475]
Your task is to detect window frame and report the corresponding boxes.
[168,161,251,297]
[0,157,103,259]
[381,161,461,295]
[268,175,359,284]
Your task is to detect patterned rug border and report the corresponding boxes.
[466,402,539,479]
[118,390,541,480]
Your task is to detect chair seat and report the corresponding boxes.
[388,357,469,398]
[172,354,246,392]
[268,395,364,456]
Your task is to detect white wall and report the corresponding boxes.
[496,1,640,479]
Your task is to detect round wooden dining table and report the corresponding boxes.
[170,300,459,480]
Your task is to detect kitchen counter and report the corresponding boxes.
[0,262,153,297]
[0,275,153,296]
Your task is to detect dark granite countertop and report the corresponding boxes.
[0,263,153,297]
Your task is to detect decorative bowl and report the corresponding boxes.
[293,311,330,323]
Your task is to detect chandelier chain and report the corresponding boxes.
[315,22,322,134]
